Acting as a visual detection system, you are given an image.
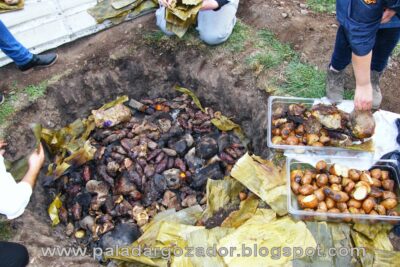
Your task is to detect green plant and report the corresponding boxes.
[256,30,295,62]
[0,100,15,124]
[25,82,47,101]
[0,221,12,241]
[307,0,336,13]
[393,44,400,58]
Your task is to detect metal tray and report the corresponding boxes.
[287,155,400,224]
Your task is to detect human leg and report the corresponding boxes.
[0,20,32,66]
[155,6,174,36]
[0,241,29,267]
[197,0,239,45]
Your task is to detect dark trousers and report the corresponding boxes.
[0,241,29,267]
[330,25,400,72]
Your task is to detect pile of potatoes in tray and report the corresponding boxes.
[291,160,399,219]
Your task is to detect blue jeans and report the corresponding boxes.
[0,20,32,66]
[331,25,400,72]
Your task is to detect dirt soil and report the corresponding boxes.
[0,1,399,266]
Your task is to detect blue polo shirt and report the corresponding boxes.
[337,0,400,56]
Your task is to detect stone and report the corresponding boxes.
[158,118,172,133]
[100,223,141,251]
[181,195,198,207]
[153,174,167,193]
[191,162,224,189]
[163,168,182,189]
[170,139,188,156]
[184,148,204,170]
[281,12,288,18]
[196,136,218,160]
[183,133,194,147]
[162,190,181,210]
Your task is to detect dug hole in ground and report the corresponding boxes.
[0,1,400,266]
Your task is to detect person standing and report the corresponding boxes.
[0,140,45,267]
[0,19,59,104]
[326,0,400,110]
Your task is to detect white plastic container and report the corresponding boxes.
[286,155,400,224]
[267,96,373,155]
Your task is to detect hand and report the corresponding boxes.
[382,9,396,24]
[28,143,45,174]
[0,140,7,156]
[159,0,173,7]
[354,84,373,111]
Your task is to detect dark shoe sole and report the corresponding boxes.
[22,54,59,74]
[0,95,4,105]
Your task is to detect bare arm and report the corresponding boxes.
[352,52,373,111]
[201,0,219,10]
[21,144,45,189]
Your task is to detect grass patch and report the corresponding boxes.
[307,0,336,13]
[0,221,12,241]
[0,100,15,124]
[278,61,326,98]
[144,30,168,42]
[247,30,296,69]
[25,81,47,101]
[224,20,251,52]
[393,44,400,58]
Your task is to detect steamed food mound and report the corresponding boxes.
[271,103,375,147]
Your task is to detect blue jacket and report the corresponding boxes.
[337,0,400,56]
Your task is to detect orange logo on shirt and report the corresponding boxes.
[363,0,377,4]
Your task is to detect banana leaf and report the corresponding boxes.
[175,86,205,112]
[201,177,244,221]
[231,153,287,215]
[187,227,234,267]
[340,139,375,152]
[88,0,146,23]
[181,0,202,5]
[294,222,358,267]
[221,194,259,228]
[218,211,316,266]
[211,111,249,146]
[48,194,62,226]
[351,230,393,251]
[0,0,24,13]
[353,223,392,240]
[112,0,139,10]
[4,123,42,181]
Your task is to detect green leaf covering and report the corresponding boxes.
[175,86,205,112]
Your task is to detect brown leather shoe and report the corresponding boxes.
[326,67,345,103]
